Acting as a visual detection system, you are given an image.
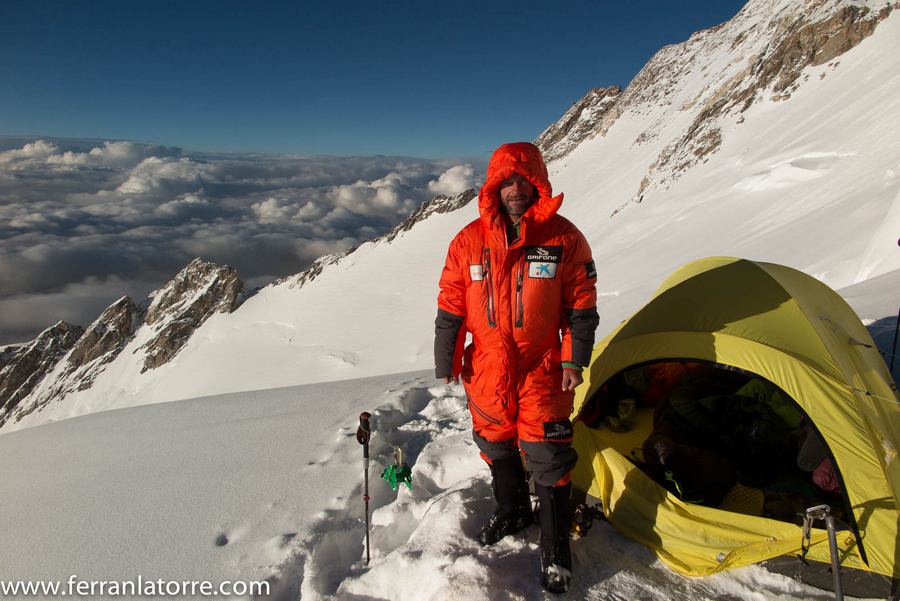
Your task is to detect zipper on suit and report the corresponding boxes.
[483,248,496,327]
[468,396,502,426]
[514,254,525,328]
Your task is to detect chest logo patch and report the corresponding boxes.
[529,262,557,279]
[469,264,483,281]
[525,245,562,279]
[524,246,562,263]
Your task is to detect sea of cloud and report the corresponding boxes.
[0,138,479,345]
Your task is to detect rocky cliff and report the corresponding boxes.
[68,296,142,372]
[0,322,84,427]
[535,86,621,163]
[0,259,243,428]
[140,258,243,371]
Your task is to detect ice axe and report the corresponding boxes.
[355,411,372,565]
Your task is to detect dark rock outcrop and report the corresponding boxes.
[0,321,84,426]
[636,2,894,199]
[535,87,622,163]
[531,1,894,203]
[0,259,245,428]
[67,296,141,373]
[746,3,894,105]
[140,258,243,371]
[0,344,24,372]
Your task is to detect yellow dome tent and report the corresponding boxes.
[571,257,899,580]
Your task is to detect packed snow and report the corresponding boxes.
[0,369,884,600]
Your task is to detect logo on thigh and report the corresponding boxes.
[543,419,573,440]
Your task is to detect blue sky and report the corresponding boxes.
[1,1,745,159]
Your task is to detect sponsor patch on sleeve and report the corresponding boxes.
[469,264,483,281]
[543,419,573,440]
[584,260,597,280]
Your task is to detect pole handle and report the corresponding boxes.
[356,411,372,565]
[356,412,371,459]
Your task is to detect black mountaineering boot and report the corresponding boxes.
[535,481,573,594]
[477,456,534,546]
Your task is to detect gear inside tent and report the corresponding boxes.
[570,257,900,595]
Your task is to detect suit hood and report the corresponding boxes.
[478,142,563,229]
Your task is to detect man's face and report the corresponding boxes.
[499,173,536,219]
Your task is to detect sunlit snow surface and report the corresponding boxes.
[0,370,880,600]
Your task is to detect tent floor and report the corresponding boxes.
[585,407,766,516]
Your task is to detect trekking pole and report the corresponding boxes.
[356,411,372,565]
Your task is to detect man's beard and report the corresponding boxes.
[506,195,532,217]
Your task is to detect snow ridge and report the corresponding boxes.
[538,0,895,204]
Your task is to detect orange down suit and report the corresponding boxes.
[434,143,599,486]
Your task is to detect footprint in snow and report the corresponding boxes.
[266,381,470,598]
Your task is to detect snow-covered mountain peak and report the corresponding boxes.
[67,295,140,369]
[0,258,246,430]
[140,258,243,370]
[535,86,622,162]
[629,0,894,199]
[145,257,242,325]
[540,0,894,206]
[0,320,83,428]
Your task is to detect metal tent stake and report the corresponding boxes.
[801,504,843,601]
[356,411,372,565]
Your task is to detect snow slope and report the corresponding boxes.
[0,369,882,600]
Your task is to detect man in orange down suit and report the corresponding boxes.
[434,142,599,594]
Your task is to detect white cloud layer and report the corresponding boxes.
[116,157,211,195]
[47,141,155,169]
[428,164,475,196]
[0,138,481,344]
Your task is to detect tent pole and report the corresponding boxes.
[891,305,899,374]
[823,512,843,601]
[804,505,843,601]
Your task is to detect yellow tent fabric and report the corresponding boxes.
[572,257,900,578]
